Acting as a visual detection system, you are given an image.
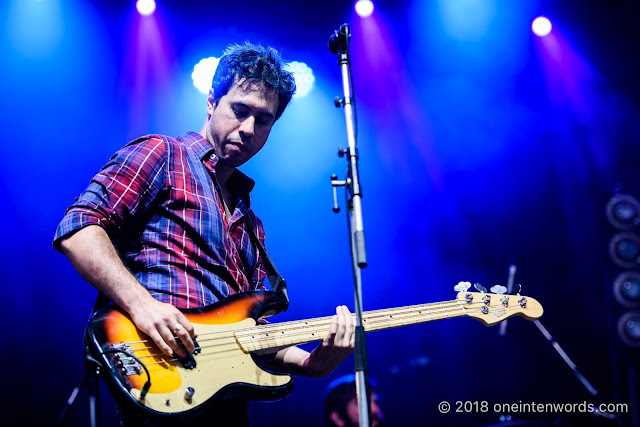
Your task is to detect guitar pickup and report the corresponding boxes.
[176,338,200,369]
[178,353,197,369]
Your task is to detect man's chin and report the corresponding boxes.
[218,154,249,169]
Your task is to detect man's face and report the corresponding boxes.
[206,79,279,169]
[341,393,384,427]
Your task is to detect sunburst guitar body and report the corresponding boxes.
[85,288,543,422]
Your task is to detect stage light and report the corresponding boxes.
[617,311,640,347]
[609,232,640,269]
[355,0,374,18]
[288,61,315,98]
[531,16,552,37]
[607,194,640,230]
[136,0,156,16]
[192,57,219,94]
[613,272,640,309]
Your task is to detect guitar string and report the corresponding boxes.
[123,299,469,354]
[121,300,524,359]
[115,301,528,367]
[134,305,475,367]
[133,306,526,369]
[126,303,472,365]
[128,298,473,349]
[103,302,461,352]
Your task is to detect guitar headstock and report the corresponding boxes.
[455,288,543,326]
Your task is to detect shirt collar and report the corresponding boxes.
[178,131,256,197]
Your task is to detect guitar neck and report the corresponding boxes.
[235,298,467,353]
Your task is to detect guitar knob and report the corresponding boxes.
[184,387,195,401]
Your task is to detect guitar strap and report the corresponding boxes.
[244,215,290,312]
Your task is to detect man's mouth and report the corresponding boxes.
[228,140,248,153]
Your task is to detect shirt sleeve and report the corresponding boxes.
[53,136,168,252]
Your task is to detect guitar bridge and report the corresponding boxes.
[110,343,143,376]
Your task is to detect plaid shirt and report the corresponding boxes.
[53,132,268,309]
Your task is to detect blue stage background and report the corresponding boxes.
[1,1,639,425]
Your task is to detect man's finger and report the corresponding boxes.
[338,305,352,346]
[159,325,187,358]
[173,322,195,354]
[176,312,197,339]
[147,329,175,357]
[324,314,339,345]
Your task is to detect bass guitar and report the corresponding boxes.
[85,285,543,422]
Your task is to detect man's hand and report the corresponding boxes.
[305,305,356,377]
[128,297,197,358]
[59,225,197,358]
[270,305,356,378]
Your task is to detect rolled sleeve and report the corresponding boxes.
[53,136,168,252]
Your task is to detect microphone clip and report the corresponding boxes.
[329,24,351,55]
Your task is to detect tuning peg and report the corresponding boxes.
[454,281,471,292]
[474,283,487,293]
[490,285,507,294]
[511,284,522,295]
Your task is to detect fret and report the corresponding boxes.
[235,299,470,351]
[361,301,464,333]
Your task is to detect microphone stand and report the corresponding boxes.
[497,260,613,422]
[329,23,372,427]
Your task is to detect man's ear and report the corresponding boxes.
[329,410,345,427]
[206,88,217,117]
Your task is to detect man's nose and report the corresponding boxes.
[239,116,255,137]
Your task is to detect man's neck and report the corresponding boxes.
[214,162,235,190]
[214,163,237,220]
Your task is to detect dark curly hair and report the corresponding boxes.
[324,374,380,427]
[211,42,296,121]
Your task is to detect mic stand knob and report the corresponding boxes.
[331,174,347,213]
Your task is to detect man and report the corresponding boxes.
[324,375,384,427]
[54,43,355,425]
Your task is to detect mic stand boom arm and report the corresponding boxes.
[329,23,372,427]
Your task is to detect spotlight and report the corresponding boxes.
[613,272,640,309]
[136,0,156,16]
[606,194,640,230]
[288,61,315,98]
[608,232,640,269]
[617,311,640,348]
[192,57,219,94]
[355,0,374,18]
[531,16,552,37]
